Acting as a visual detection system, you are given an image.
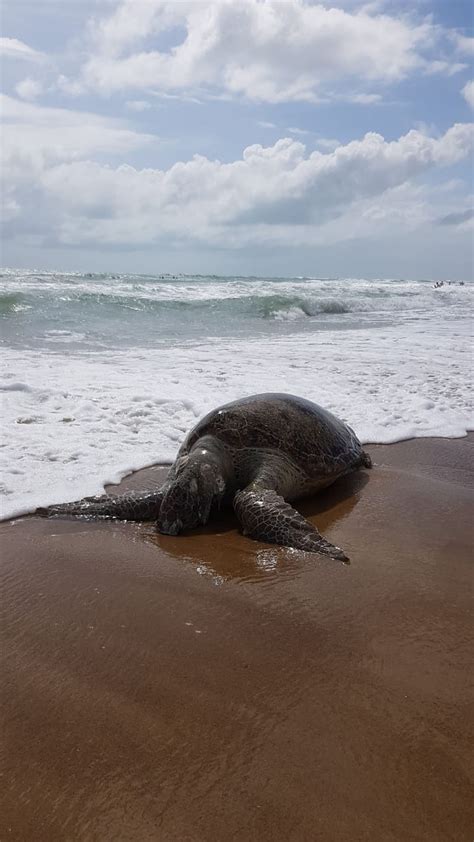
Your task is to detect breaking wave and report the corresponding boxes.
[1,270,471,351]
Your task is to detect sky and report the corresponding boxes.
[1,0,473,278]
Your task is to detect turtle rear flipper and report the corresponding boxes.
[37,490,164,522]
[233,486,348,562]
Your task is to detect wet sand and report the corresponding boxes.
[1,436,473,841]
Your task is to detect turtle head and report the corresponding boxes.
[157,455,226,536]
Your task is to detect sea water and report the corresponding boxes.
[1,269,472,519]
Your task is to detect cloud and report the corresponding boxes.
[125,99,152,111]
[462,81,474,109]
[0,95,153,230]
[56,74,87,97]
[0,37,45,63]
[437,208,474,227]
[450,32,474,56]
[3,97,471,251]
[15,78,44,100]
[424,59,467,77]
[287,127,310,136]
[349,92,383,104]
[73,0,443,103]
[1,95,152,167]
[314,137,342,151]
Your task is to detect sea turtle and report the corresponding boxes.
[39,394,372,561]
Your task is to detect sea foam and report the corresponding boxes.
[1,309,472,520]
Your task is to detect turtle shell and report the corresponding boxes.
[182,393,363,476]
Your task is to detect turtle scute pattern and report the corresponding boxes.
[186,394,364,478]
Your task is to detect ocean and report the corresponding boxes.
[1,269,472,520]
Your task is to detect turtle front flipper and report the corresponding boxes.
[37,490,164,522]
[233,486,348,562]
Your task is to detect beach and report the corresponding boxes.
[3,0,474,836]
[2,435,473,841]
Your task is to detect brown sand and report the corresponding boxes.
[1,436,473,841]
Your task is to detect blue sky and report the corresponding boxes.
[1,0,473,278]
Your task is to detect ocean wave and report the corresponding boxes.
[1,285,471,339]
[1,273,471,355]
[260,296,351,319]
[0,292,32,315]
[15,290,363,321]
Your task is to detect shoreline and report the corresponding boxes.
[4,429,473,524]
[3,297,472,523]
[2,436,473,840]
[102,429,474,492]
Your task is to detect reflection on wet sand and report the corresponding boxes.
[2,438,473,841]
[144,469,369,584]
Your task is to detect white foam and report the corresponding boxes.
[273,305,307,321]
[44,330,86,343]
[1,314,472,520]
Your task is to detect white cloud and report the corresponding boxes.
[451,33,474,56]
[287,127,310,136]
[462,81,474,110]
[125,99,152,111]
[15,78,44,101]
[314,137,342,151]
[0,95,153,229]
[150,90,204,105]
[424,59,467,77]
[75,0,442,103]
[1,95,152,169]
[275,182,436,248]
[0,37,45,63]
[258,121,277,129]
[350,92,382,104]
[3,97,471,251]
[56,74,87,97]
